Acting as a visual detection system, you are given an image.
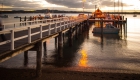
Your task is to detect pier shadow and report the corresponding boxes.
[43,30,90,68]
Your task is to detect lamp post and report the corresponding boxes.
[114,0,115,13]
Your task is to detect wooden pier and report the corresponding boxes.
[0,16,89,77]
[0,14,127,77]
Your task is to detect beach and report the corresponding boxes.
[0,67,140,80]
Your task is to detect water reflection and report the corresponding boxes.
[78,50,88,67]
[93,33,121,49]
[93,34,120,40]
[42,30,90,68]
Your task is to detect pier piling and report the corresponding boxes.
[63,33,65,43]
[36,41,42,77]
[58,32,63,58]
[24,51,28,66]
[75,25,78,40]
[126,18,127,37]
[43,41,47,51]
[55,36,58,49]
[100,19,103,35]
[68,27,73,47]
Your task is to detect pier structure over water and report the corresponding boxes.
[0,13,127,77]
[0,16,89,77]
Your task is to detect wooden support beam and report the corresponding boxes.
[58,32,63,58]
[55,36,58,49]
[24,51,28,66]
[36,41,42,77]
[75,25,78,40]
[68,27,73,47]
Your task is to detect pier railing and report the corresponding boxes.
[0,16,87,51]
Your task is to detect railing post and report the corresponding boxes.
[72,19,74,26]
[3,25,5,30]
[71,19,72,27]
[28,27,31,43]
[60,19,62,31]
[11,30,14,50]
[67,18,69,28]
[14,24,16,28]
[64,20,65,29]
[48,24,51,35]
[40,25,42,38]
[52,19,54,23]
[55,22,57,33]
[36,20,38,24]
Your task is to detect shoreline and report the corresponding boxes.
[0,67,140,80]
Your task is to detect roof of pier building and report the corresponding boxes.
[92,8,106,18]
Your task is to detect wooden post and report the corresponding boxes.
[55,22,57,33]
[11,30,14,50]
[75,25,78,40]
[20,17,22,26]
[123,21,125,37]
[58,32,63,58]
[86,20,89,30]
[48,24,51,35]
[20,17,22,22]
[28,27,31,43]
[69,27,73,47]
[63,33,65,43]
[80,23,82,35]
[40,25,42,38]
[120,21,122,36]
[117,19,119,28]
[67,18,69,28]
[100,19,103,35]
[126,18,127,37]
[43,41,47,51]
[14,24,16,28]
[55,36,58,49]
[24,16,26,26]
[24,51,28,66]
[36,41,42,77]
[82,22,84,32]
[81,22,83,32]
[60,20,62,31]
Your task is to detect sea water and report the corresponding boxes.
[0,13,140,73]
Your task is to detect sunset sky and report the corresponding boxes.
[0,0,140,12]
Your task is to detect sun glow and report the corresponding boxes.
[78,50,88,67]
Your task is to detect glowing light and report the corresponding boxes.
[78,50,88,67]
[82,0,86,2]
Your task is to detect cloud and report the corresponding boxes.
[0,0,134,11]
[0,0,42,10]
[46,0,130,9]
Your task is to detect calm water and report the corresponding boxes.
[0,13,140,73]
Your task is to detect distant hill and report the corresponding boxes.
[0,9,140,14]
[0,9,89,14]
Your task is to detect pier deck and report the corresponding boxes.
[0,16,87,62]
